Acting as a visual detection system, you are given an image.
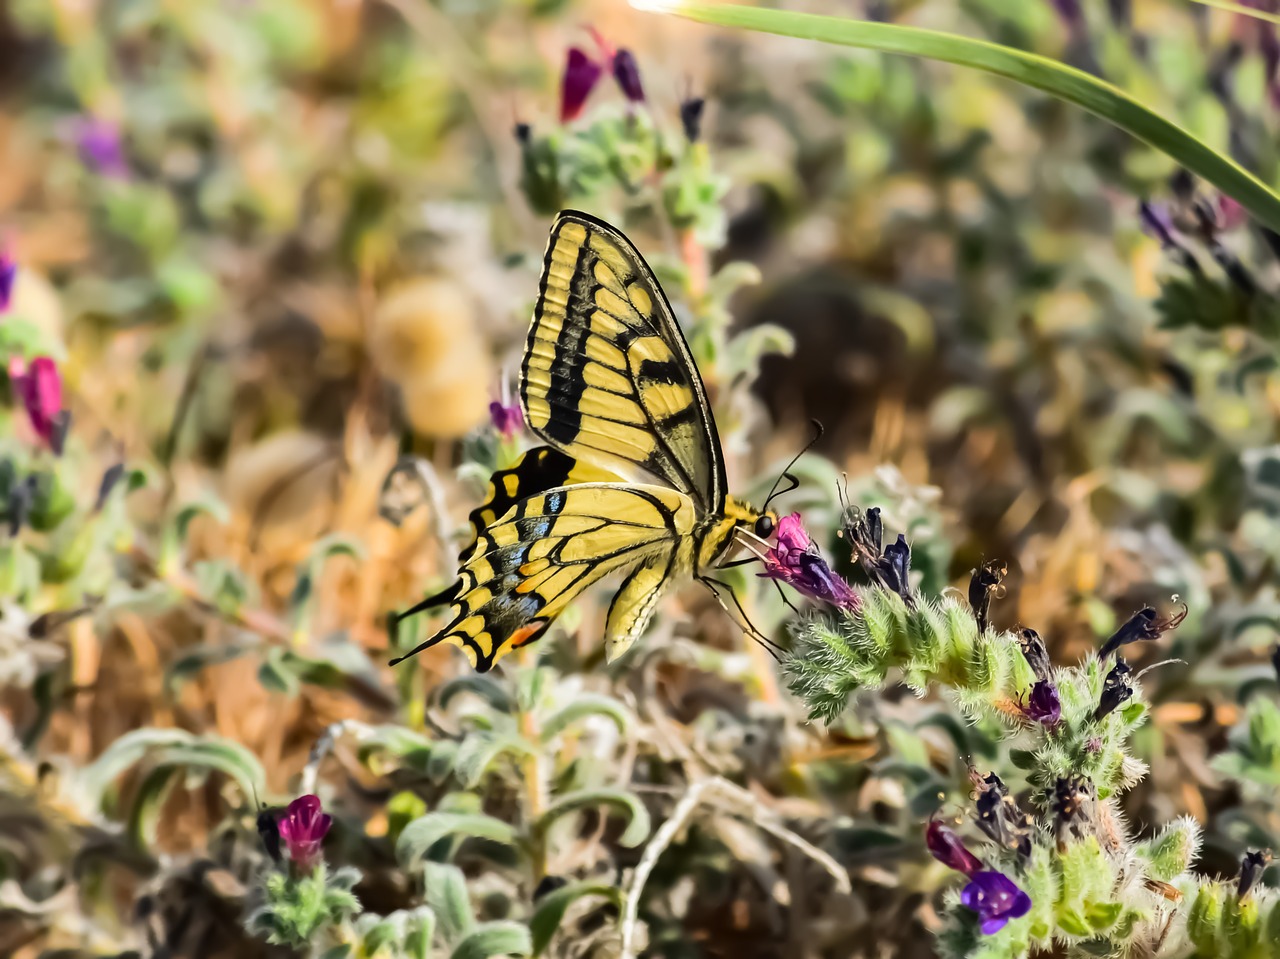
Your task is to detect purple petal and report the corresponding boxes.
[74,117,129,179]
[925,820,984,876]
[612,49,645,104]
[960,871,1032,935]
[0,250,16,313]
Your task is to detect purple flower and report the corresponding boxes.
[489,399,524,441]
[74,117,129,179]
[277,794,332,870]
[1098,604,1186,658]
[1139,202,1179,248]
[1049,0,1085,30]
[0,245,16,313]
[960,870,1032,935]
[611,49,645,104]
[1021,680,1061,727]
[757,512,858,610]
[9,356,67,454]
[925,820,983,876]
[559,47,604,123]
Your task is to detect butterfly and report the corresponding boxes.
[390,210,777,673]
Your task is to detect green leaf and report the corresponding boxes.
[423,862,473,941]
[258,647,301,696]
[1085,900,1124,931]
[403,905,437,959]
[539,695,630,742]
[1056,907,1091,938]
[435,675,514,714]
[82,728,199,799]
[454,733,538,787]
[397,812,521,865]
[529,882,624,956]
[81,727,265,811]
[165,640,256,693]
[645,2,1280,234]
[449,921,531,959]
[533,788,651,848]
[126,764,178,851]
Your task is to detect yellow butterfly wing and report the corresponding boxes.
[458,445,615,564]
[394,484,696,672]
[391,211,754,673]
[521,210,726,513]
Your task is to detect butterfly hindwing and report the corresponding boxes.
[521,211,726,513]
[421,483,696,671]
[459,446,615,564]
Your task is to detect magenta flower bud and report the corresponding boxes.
[489,399,524,441]
[611,49,645,104]
[960,870,1032,934]
[9,356,67,454]
[559,47,604,123]
[277,794,332,870]
[0,246,16,313]
[757,512,858,610]
[925,820,983,876]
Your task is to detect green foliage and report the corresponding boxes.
[247,864,362,948]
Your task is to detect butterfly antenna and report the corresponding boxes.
[763,419,824,510]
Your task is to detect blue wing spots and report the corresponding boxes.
[546,490,566,514]
[516,516,552,539]
[490,543,530,575]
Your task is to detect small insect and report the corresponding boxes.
[249,785,281,862]
[391,211,781,672]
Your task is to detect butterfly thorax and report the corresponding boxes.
[696,495,767,570]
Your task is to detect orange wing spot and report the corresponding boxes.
[509,620,547,648]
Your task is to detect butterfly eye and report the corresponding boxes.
[755,515,775,538]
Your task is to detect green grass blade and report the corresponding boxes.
[1188,0,1280,27]
[634,1,1280,234]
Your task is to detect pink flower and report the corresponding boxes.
[277,794,332,870]
[489,400,523,440]
[558,33,647,123]
[560,47,604,123]
[758,513,858,609]
[925,820,983,876]
[9,356,67,454]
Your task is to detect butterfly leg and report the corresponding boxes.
[696,575,784,660]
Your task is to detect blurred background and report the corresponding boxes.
[5,0,1280,956]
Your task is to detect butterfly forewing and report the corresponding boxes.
[521,212,725,512]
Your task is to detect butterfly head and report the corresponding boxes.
[723,496,777,541]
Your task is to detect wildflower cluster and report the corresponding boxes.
[783,499,1279,956]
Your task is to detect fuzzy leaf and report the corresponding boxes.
[533,788,651,848]
[423,862,473,941]
[539,695,630,742]
[449,921,532,959]
[398,812,521,865]
[529,882,623,955]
